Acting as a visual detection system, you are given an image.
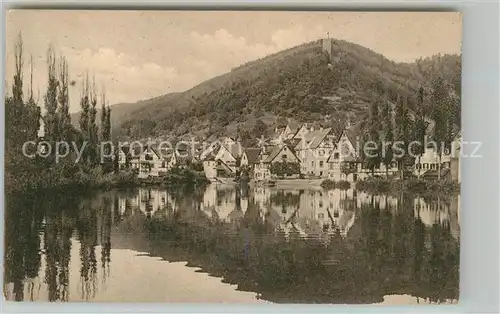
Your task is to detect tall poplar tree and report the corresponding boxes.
[88,78,99,165]
[381,94,394,178]
[44,46,59,142]
[394,94,412,179]
[79,73,91,164]
[5,33,41,166]
[414,86,427,178]
[430,76,454,180]
[364,97,382,176]
[57,56,71,140]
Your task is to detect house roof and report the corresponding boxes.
[295,127,333,150]
[220,141,245,159]
[243,148,261,164]
[263,144,300,163]
[284,138,301,147]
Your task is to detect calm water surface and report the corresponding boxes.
[4,184,460,304]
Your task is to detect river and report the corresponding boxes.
[3,184,460,304]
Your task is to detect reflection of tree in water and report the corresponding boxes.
[5,191,115,302]
[4,194,43,301]
[143,188,459,304]
[100,197,112,283]
[76,199,98,301]
[42,196,78,302]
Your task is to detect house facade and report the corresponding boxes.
[254,144,301,181]
[295,128,336,178]
[137,145,168,178]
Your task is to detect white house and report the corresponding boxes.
[254,144,301,181]
[214,139,244,173]
[295,127,336,178]
[137,144,168,178]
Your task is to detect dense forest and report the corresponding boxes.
[110,39,461,140]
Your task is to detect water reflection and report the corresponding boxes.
[3,185,459,303]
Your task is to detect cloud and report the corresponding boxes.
[59,47,181,107]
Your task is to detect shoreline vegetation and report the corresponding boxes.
[6,166,210,196]
[320,178,460,196]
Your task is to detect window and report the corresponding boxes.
[319,161,324,167]
[320,171,323,176]
[334,153,339,159]
[311,161,314,167]
[319,201,323,207]
[334,211,339,218]
[319,150,325,156]
[282,154,287,159]
[318,213,324,219]
[329,163,334,170]
[161,161,166,168]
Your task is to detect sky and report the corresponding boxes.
[5,11,462,113]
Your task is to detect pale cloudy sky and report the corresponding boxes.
[5,11,462,113]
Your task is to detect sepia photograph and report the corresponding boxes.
[4,10,462,304]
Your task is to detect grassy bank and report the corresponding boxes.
[5,165,209,195]
[355,178,460,195]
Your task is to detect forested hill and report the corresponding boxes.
[109,39,461,140]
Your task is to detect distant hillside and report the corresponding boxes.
[70,92,180,134]
[87,39,461,140]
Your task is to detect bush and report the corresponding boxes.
[320,179,351,190]
[320,179,336,189]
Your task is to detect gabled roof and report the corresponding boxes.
[295,128,333,150]
[243,148,261,164]
[284,138,301,147]
[263,144,300,163]
[229,141,244,159]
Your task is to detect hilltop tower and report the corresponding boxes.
[322,37,334,61]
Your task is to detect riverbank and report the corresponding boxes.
[5,166,209,196]
[354,178,460,195]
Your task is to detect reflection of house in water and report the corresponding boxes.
[356,191,399,211]
[201,184,245,222]
[117,189,176,217]
[253,186,271,210]
[414,196,460,241]
[294,189,356,237]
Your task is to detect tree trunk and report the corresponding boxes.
[437,153,442,180]
[385,164,389,179]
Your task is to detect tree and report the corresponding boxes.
[394,94,412,180]
[79,73,90,138]
[44,46,59,141]
[5,33,41,168]
[57,56,71,140]
[340,161,355,180]
[430,77,454,180]
[413,86,427,178]
[253,119,268,139]
[381,95,394,178]
[363,98,382,176]
[269,161,300,178]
